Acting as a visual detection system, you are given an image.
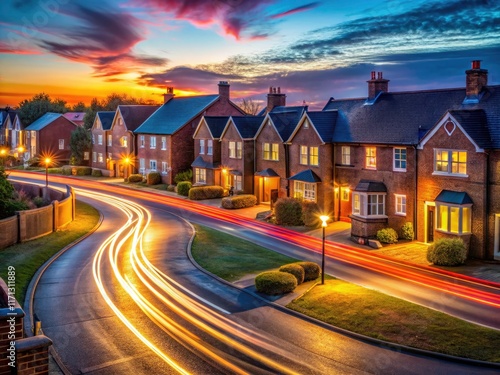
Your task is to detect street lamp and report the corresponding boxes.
[44,157,51,187]
[0,148,6,167]
[319,215,330,285]
[123,157,130,180]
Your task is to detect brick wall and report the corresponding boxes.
[38,117,76,163]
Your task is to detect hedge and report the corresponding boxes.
[177,181,192,196]
[189,186,224,200]
[91,169,102,177]
[221,195,257,209]
[294,261,321,281]
[128,174,143,183]
[427,238,467,266]
[274,197,303,226]
[376,228,399,244]
[279,264,305,285]
[147,171,161,185]
[74,166,92,176]
[301,201,320,227]
[255,271,297,295]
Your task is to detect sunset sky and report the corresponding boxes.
[1,0,499,110]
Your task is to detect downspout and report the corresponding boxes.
[413,145,418,241]
[285,143,290,197]
[484,151,490,259]
[333,143,339,221]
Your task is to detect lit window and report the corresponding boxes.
[434,149,467,176]
[237,142,242,159]
[207,140,213,155]
[98,153,103,163]
[200,139,205,154]
[140,135,145,148]
[365,147,376,169]
[107,153,112,160]
[342,146,350,165]
[195,168,206,184]
[229,141,236,158]
[161,137,167,150]
[263,143,279,161]
[309,147,319,166]
[271,143,278,160]
[97,134,103,145]
[121,136,128,147]
[353,193,360,214]
[394,148,407,171]
[395,194,406,215]
[352,192,386,218]
[233,175,242,191]
[150,136,156,149]
[107,134,112,146]
[149,160,157,171]
[300,146,308,165]
[84,152,89,160]
[294,181,316,201]
[437,204,471,234]
[341,188,349,201]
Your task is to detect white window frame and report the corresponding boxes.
[107,134,112,147]
[207,139,213,155]
[365,147,376,169]
[139,158,145,173]
[233,175,242,191]
[200,139,205,155]
[237,141,242,159]
[140,135,145,148]
[342,146,351,165]
[436,203,472,234]
[309,146,319,166]
[149,159,157,171]
[395,194,407,216]
[195,168,207,184]
[394,148,407,172]
[300,146,308,165]
[161,137,167,150]
[97,153,103,163]
[150,136,156,149]
[58,139,64,150]
[97,134,103,145]
[433,149,468,177]
[293,181,317,202]
[162,161,169,174]
[352,192,387,218]
[270,143,278,161]
[92,152,97,163]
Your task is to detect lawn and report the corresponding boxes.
[191,224,500,363]
[0,200,100,306]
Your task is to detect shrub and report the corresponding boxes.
[427,238,467,266]
[167,184,176,192]
[91,169,102,177]
[33,196,51,208]
[221,195,257,209]
[74,166,92,176]
[174,169,192,184]
[177,181,192,196]
[189,186,224,200]
[147,171,161,185]
[48,168,62,174]
[255,271,297,295]
[62,166,72,175]
[376,228,399,244]
[279,264,305,285]
[274,197,303,226]
[401,222,414,240]
[301,201,320,227]
[294,262,321,281]
[128,174,143,183]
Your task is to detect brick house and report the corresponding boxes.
[24,113,77,164]
[0,109,17,149]
[90,111,115,175]
[63,112,86,126]
[134,82,244,185]
[219,116,263,193]
[92,105,159,178]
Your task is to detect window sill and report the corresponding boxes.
[395,212,407,217]
[432,172,468,178]
[393,169,407,173]
[435,229,471,236]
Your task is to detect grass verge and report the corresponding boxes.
[191,224,500,363]
[0,200,99,306]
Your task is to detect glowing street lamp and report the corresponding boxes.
[319,215,330,285]
[0,148,6,167]
[44,157,51,187]
[123,157,130,180]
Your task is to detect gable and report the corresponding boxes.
[255,117,282,142]
[193,119,213,139]
[288,115,323,145]
[220,120,242,141]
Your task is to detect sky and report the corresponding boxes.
[1,0,499,110]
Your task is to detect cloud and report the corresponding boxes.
[270,2,320,19]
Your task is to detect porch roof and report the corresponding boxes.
[255,168,280,177]
[354,180,387,192]
[288,169,322,183]
[435,190,473,205]
[191,155,219,169]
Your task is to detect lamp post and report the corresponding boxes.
[44,158,51,187]
[0,149,6,167]
[319,215,329,285]
[123,157,130,180]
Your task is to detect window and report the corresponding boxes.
[200,139,205,154]
[233,175,242,191]
[92,152,96,163]
[271,143,278,160]
[434,149,467,176]
[162,162,169,174]
[195,168,206,184]
[341,146,351,165]
[263,143,279,161]
[394,148,407,171]
[294,181,316,201]
[121,136,128,147]
[150,136,156,149]
[395,194,406,215]
[84,152,89,161]
[149,160,157,171]
[58,139,64,150]
[237,142,242,159]
[341,188,350,201]
[97,134,103,145]
[437,204,471,234]
[207,140,213,155]
[107,152,112,160]
[309,147,319,166]
[300,146,308,165]
[139,158,145,173]
[140,135,145,148]
[229,141,242,159]
[107,135,112,146]
[92,134,95,144]
[365,147,376,169]
[98,153,103,163]
[352,192,387,218]
[161,137,167,150]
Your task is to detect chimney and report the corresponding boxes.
[367,71,389,100]
[218,81,230,101]
[465,60,488,102]
[266,86,286,113]
[163,87,174,103]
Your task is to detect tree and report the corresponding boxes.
[0,167,14,219]
[70,126,92,165]
[18,93,69,126]
[72,101,87,112]
[238,98,262,115]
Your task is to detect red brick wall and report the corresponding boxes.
[38,118,76,163]
[91,128,107,170]
[488,151,500,259]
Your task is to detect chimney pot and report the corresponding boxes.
[371,71,376,80]
[472,60,481,69]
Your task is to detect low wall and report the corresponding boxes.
[0,183,76,249]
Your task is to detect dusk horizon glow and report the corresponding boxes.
[1,0,499,110]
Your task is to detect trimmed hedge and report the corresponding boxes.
[274,197,303,226]
[221,195,257,209]
[401,222,414,240]
[147,171,161,185]
[376,227,399,244]
[294,261,321,281]
[91,169,102,177]
[279,264,305,285]
[302,201,320,227]
[427,238,467,266]
[189,185,224,200]
[74,166,92,176]
[128,174,143,183]
[177,181,192,196]
[255,271,297,295]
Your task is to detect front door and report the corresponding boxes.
[427,206,435,243]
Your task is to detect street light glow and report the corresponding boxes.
[320,215,329,227]
[319,214,329,284]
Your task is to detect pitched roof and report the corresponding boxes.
[230,116,264,139]
[96,111,115,130]
[63,112,85,123]
[135,95,219,135]
[191,155,219,169]
[449,109,491,149]
[268,106,307,141]
[118,105,160,132]
[354,180,387,192]
[435,190,473,205]
[255,168,280,177]
[305,111,338,143]
[288,169,322,183]
[25,112,74,131]
[202,116,230,139]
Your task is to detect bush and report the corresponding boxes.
[147,171,161,185]
[167,184,176,192]
[48,168,62,174]
[274,198,303,226]
[301,201,320,227]
[91,169,102,177]
[174,169,192,184]
[189,186,224,200]
[221,195,257,209]
[74,166,92,176]
[177,181,192,196]
[427,238,467,266]
[401,222,414,240]
[33,196,51,208]
[279,264,305,285]
[255,271,297,295]
[128,174,143,183]
[294,262,321,281]
[376,228,399,244]
[62,166,72,175]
